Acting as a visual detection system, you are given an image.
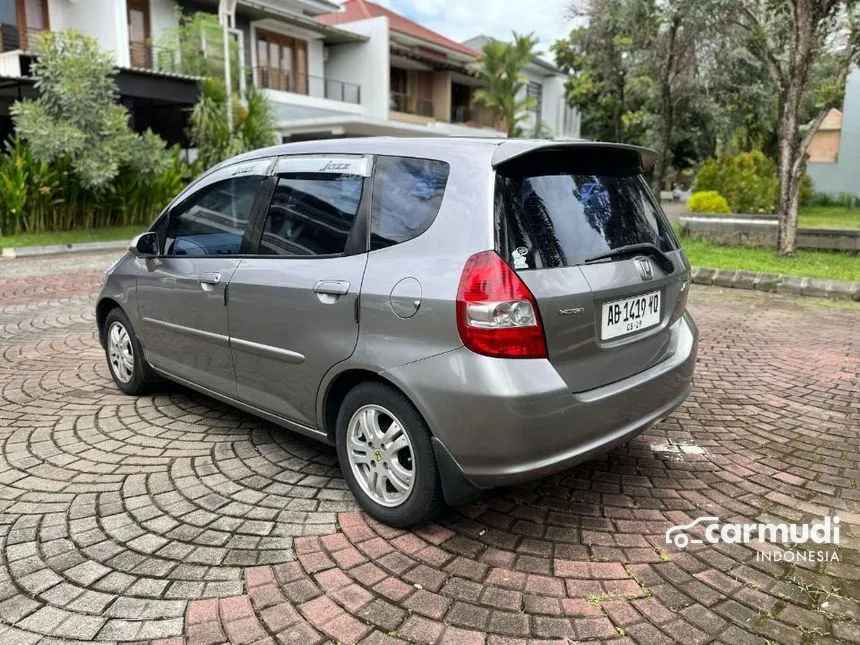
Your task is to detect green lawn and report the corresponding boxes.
[679,235,860,282]
[0,225,143,250]
[798,207,860,229]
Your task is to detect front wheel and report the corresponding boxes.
[336,382,445,528]
[103,308,155,395]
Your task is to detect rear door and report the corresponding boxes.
[227,155,371,428]
[494,146,689,392]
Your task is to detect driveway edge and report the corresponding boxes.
[1,239,128,258]
[690,266,860,301]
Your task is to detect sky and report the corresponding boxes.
[337,0,576,55]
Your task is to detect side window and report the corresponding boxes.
[371,156,450,249]
[165,175,264,256]
[258,173,364,256]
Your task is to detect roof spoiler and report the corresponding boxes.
[492,140,659,173]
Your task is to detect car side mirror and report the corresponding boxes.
[129,232,159,258]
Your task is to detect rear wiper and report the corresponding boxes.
[584,242,675,275]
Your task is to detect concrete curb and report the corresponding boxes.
[690,266,860,301]
[1,239,128,259]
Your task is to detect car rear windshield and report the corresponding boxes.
[495,155,678,271]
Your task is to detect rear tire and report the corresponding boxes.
[103,308,156,396]
[336,382,445,528]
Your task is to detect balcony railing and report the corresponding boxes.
[452,104,497,129]
[129,41,153,69]
[390,91,433,117]
[254,67,361,105]
[0,24,47,53]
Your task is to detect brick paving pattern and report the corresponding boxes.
[0,250,857,645]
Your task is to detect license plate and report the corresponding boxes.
[601,290,661,340]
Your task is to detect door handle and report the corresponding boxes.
[313,280,350,296]
[198,272,222,292]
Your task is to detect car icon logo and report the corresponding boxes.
[665,516,720,549]
[634,256,654,281]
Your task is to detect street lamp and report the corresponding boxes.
[218,0,238,133]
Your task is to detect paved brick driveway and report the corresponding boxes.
[0,251,858,645]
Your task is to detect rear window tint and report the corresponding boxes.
[495,169,677,270]
[371,156,450,249]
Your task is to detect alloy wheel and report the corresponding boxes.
[346,404,415,507]
[107,321,134,384]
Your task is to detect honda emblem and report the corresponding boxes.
[634,257,654,281]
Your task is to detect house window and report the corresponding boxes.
[256,29,308,95]
[526,81,542,124]
[0,0,48,53]
[127,0,152,68]
[389,67,432,116]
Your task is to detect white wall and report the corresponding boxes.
[324,16,389,119]
[308,39,324,79]
[517,67,580,138]
[542,74,565,136]
[518,68,543,135]
[48,0,130,66]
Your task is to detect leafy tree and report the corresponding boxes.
[554,0,711,192]
[552,2,640,143]
[708,0,860,255]
[642,0,710,194]
[191,78,277,169]
[471,33,540,137]
[156,11,276,168]
[11,31,170,189]
[155,9,240,85]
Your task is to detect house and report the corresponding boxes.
[807,69,860,197]
[0,0,200,146]
[463,35,580,140]
[0,0,581,147]
[807,108,842,163]
[313,0,505,140]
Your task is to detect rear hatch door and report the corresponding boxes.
[494,144,689,393]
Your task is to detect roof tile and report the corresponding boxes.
[316,0,479,58]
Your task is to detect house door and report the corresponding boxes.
[127,0,151,68]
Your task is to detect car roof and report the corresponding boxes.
[215,137,658,173]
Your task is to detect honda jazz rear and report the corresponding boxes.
[98,138,697,528]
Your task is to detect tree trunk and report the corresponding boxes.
[775,0,819,256]
[651,114,673,196]
[777,167,800,256]
[650,14,680,196]
[613,71,625,142]
[775,116,801,256]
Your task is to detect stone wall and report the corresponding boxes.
[679,216,860,252]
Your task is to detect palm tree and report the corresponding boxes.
[471,33,540,137]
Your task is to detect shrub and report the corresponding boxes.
[0,137,189,236]
[688,191,731,214]
[693,150,778,214]
[802,190,859,208]
[11,31,171,189]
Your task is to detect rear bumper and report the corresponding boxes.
[383,312,698,490]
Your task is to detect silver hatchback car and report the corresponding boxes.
[97,138,697,527]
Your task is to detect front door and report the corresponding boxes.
[136,159,271,396]
[228,155,371,428]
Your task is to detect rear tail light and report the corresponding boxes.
[456,251,547,359]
